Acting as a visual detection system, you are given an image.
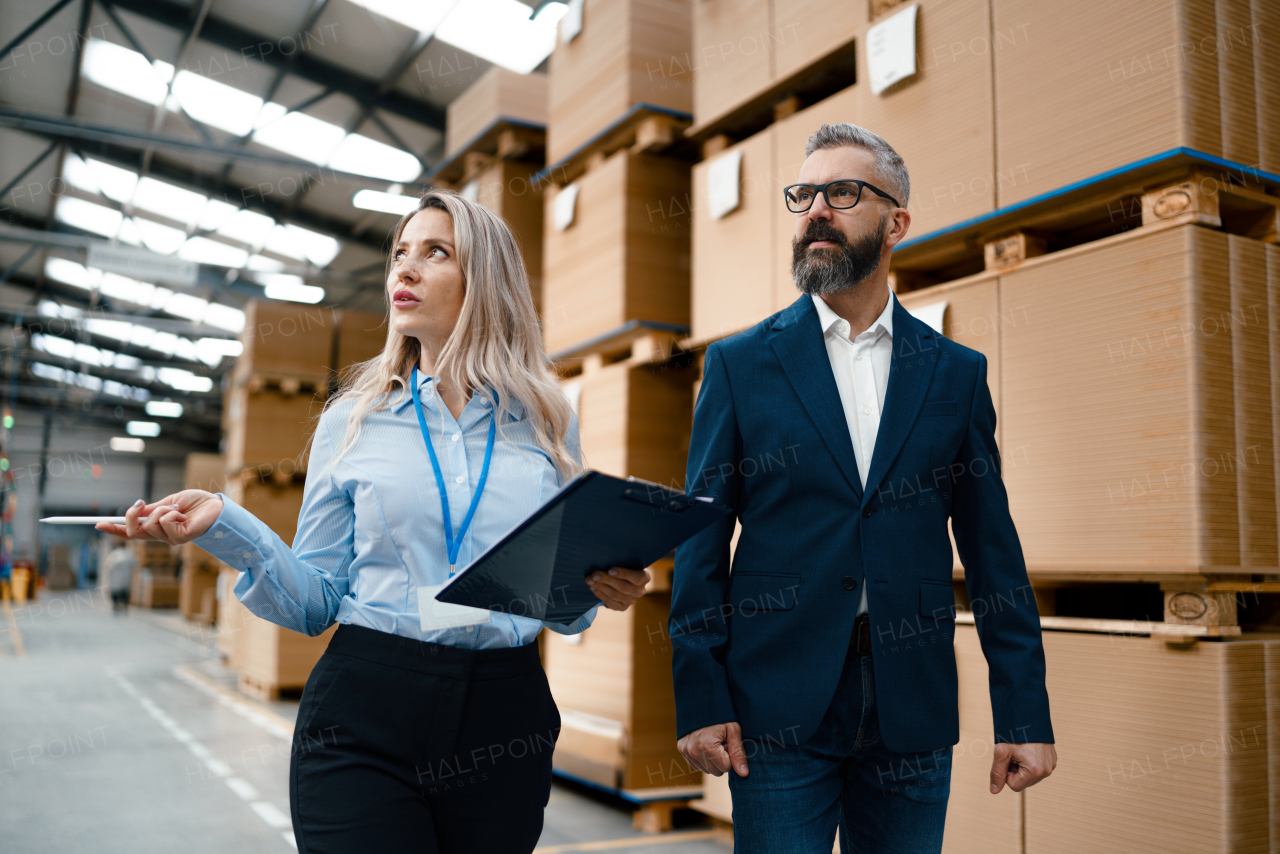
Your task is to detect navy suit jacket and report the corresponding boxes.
[670,294,1054,753]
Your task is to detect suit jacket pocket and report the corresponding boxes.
[922,400,958,417]
[729,572,800,613]
[920,580,957,620]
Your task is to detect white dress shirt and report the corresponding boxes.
[811,291,895,617]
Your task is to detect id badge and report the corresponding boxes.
[417,584,492,631]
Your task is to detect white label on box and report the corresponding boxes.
[561,0,584,43]
[554,183,580,231]
[418,585,492,631]
[907,299,947,335]
[707,149,743,220]
[563,380,582,416]
[867,4,919,95]
[461,179,479,202]
[87,240,198,287]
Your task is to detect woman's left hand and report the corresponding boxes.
[587,567,652,611]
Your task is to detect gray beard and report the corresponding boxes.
[792,219,887,297]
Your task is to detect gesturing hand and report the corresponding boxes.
[677,722,749,777]
[95,490,224,545]
[586,567,652,611]
[989,742,1056,793]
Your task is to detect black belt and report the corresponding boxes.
[851,614,872,655]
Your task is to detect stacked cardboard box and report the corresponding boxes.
[538,0,700,797]
[217,300,385,696]
[179,453,224,624]
[439,69,548,312]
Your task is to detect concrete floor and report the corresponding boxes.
[0,591,727,854]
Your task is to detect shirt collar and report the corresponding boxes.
[391,373,526,422]
[811,291,895,342]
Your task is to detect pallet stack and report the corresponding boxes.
[430,67,549,312]
[216,299,385,700]
[129,540,179,608]
[179,453,223,625]
[505,0,702,815]
[678,0,1280,848]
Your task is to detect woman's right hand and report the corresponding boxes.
[96,490,223,545]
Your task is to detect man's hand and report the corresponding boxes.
[677,722,749,777]
[96,490,223,545]
[989,742,1056,793]
[586,567,652,611]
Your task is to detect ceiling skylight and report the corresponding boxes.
[329,134,422,183]
[348,0,567,74]
[252,107,347,165]
[145,401,183,417]
[133,177,207,226]
[434,0,565,74]
[261,274,325,304]
[197,199,239,232]
[178,237,249,268]
[83,39,173,105]
[63,154,139,204]
[110,437,146,452]
[195,337,244,364]
[156,367,214,393]
[202,304,246,332]
[131,218,188,255]
[216,209,275,247]
[55,197,122,238]
[266,225,340,267]
[353,188,420,215]
[246,254,285,272]
[170,70,262,136]
[126,421,161,437]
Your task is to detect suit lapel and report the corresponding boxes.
[769,296,864,501]
[861,298,940,507]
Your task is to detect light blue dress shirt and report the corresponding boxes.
[194,372,597,648]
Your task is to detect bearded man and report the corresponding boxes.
[669,123,1057,854]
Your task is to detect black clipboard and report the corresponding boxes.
[435,471,731,625]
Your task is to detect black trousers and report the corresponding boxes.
[290,624,560,854]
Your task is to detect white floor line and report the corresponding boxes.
[282,830,297,849]
[109,670,295,844]
[173,665,294,742]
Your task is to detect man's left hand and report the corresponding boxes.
[587,567,652,611]
[989,742,1056,793]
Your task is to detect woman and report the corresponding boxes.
[100,190,651,853]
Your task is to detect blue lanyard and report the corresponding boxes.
[410,367,496,576]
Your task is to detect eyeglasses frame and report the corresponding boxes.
[783,179,902,213]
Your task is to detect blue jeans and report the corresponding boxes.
[728,648,952,854]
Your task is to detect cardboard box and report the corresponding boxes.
[547,0,692,165]
[562,356,695,489]
[223,385,321,475]
[216,566,246,666]
[235,299,336,382]
[1256,2,1280,176]
[542,151,691,352]
[544,593,696,790]
[183,452,224,493]
[224,478,306,546]
[999,224,1245,573]
[128,539,177,572]
[446,68,548,158]
[470,159,545,313]
[138,571,181,608]
[692,0,865,130]
[993,0,1222,207]
[239,617,337,694]
[1024,632,1271,854]
[179,563,219,623]
[335,308,386,376]
[690,126,785,343]
[940,625,1022,854]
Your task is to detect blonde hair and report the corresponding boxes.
[322,189,580,479]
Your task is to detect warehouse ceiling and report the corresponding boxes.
[0,0,559,447]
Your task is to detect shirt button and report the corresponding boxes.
[451,433,459,442]
[213,531,222,539]
[242,551,252,559]
[842,576,857,591]
[455,475,465,484]
[863,406,871,415]
[465,625,475,633]
[856,354,863,361]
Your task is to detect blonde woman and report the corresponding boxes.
[99,190,651,854]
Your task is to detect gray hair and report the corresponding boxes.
[805,123,910,207]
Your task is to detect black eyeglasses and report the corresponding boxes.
[783,179,901,213]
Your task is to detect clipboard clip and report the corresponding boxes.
[620,477,703,513]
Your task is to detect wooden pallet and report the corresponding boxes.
[551,320,690,373]
[535,105,693,191]
[891,159,1280,293]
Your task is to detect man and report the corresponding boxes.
[670,123,1056,853]
[106,542,135,613]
